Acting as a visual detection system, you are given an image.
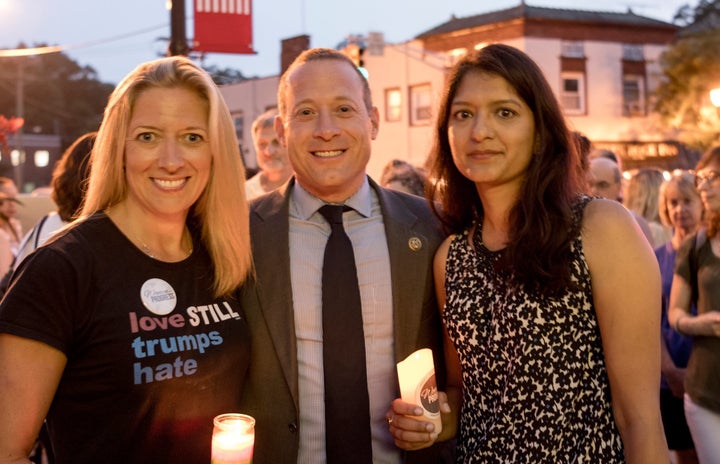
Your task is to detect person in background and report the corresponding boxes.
[379,159,428,197]
[239,47,449,463]
[587,156,654,244]
[589,147,624,170]
[2,132,95,464]
[655,170,701,464]
[669,145,720,464]
[13,131,95,268]
[587,155,624,201]
[587,155,627,205]
[572,131,592,184]
[0,223,12,278]
[626,167,672,247]
[244,108,293,200]
[0,56,253,464]
[0,177,23,254]
[389,43,667,462]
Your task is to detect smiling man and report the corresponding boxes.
[239,48,451,464]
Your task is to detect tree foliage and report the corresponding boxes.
[0,46,249,152]
[673,0,720,26]
[0,44,115,150]
[202,64,249,86]
[656,0,720,150]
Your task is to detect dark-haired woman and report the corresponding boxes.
[387,44,667,463]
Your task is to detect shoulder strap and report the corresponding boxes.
[33,213,51,248]
[690,228,707,304]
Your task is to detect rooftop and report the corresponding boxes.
[415,3,677,38]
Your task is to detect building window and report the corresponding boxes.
[561,41,585,58]
[623,75,645,116]
[385,88,402,122]
[10,149,24,166]
[560,72,585,115]
[231,112,244,143]
[409,84,432,126]
[622,44,644,62]
[34,150,50,168]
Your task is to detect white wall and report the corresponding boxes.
[362,41,447,179]
[220,76,279,169]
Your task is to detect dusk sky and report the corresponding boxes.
[0,0,687,85]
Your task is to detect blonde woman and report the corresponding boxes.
[0,56,253,464]
[625,168,672,247]
[655,171,702,464]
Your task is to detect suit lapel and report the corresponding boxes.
[372,180,431,362]
[251,183,300,408]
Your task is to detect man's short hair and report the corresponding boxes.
[251,108,279,139]
[276,48,372,117]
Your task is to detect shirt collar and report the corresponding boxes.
[291,176,372,220]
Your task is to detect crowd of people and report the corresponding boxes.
[0,43,718,464]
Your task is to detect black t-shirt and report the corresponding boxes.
[0,213,250,464]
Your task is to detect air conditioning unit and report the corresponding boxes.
[624,102,645,117]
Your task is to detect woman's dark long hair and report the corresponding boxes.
[427,44,584,296]
[695,145,720,238]
[52,132,95,222]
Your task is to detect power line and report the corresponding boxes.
[0,24,169,58]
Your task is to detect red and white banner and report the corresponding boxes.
[193,0,254,54]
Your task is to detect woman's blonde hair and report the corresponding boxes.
[624,168,665,223]
[80,56,252,296]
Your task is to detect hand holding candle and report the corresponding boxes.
[211,413,255,464]
[396,348,442,434]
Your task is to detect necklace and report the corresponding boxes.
[139,241,193,260]
[134,231,193,261]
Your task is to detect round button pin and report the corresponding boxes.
[408,237,422,251]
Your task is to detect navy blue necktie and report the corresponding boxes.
[318,204,372,464]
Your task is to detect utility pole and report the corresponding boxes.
[168,0,190,56]
[14,58,24,189]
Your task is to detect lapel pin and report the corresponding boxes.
[408,237,422,251]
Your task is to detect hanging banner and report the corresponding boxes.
[193,0,254,54]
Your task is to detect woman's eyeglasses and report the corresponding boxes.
[694,170,720,189]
